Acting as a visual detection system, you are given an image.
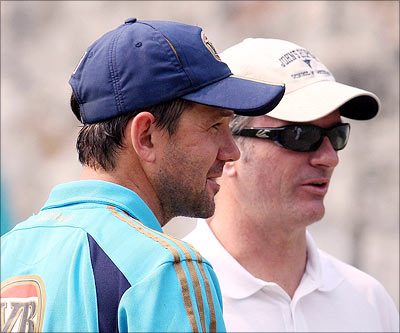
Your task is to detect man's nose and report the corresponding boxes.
[310,136,339,168]
[218,132,241,162]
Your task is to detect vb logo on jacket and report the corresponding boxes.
[1,276,46,333]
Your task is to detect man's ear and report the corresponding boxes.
[129,112,157,162]
[223,161,237,177]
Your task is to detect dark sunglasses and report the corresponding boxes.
[233,123,351,152]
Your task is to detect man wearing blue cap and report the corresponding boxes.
[0,20,284,332]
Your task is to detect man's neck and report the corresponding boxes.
[209,209,308,298]
[80,166,167,225]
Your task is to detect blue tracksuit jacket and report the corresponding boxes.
[1,180,225,332]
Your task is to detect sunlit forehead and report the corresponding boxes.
[210,108,235,121]
[190,104,235,123]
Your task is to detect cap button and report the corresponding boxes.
[125,17,137,24]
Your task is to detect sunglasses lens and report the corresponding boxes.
[279,126,322,152]
[236,123,350,152]
[328,124,350,150]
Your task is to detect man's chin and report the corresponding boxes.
[289,199,325,225]
[192,195,216,219]
[304,203,325,224]
[193,201,215,219]
[172,192,215,220]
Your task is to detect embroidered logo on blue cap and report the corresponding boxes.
[201,31,221,61]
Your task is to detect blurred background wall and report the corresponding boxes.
[1,1,398,308]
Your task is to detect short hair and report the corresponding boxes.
[230,114,253,161]
[71,94,192,171]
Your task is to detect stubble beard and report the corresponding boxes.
[156,172,216,223]
[154,146,216,223]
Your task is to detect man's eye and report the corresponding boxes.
[212,123,222,130]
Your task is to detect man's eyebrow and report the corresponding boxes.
[216,109,235,118]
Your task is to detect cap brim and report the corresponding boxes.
[181,75,285,116]
[266,80,380,122]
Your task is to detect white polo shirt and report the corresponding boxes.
[183,219,399,332]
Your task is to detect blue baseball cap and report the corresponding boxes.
[69,18,285,124]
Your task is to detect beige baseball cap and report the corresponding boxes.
[220,38,380,122]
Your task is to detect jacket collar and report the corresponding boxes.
[41,180,162,232]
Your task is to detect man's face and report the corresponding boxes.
[234,111,341,229]
[153,103,240,222]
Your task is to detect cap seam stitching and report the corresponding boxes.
[109,28,127,115]
[139,22,194,87]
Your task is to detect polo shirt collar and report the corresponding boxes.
[195,220,344,299]
[194,219,267,299]
[296,231,344,298]
[41,180,162,232]
[306,232,344,292]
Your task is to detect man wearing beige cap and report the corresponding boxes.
[184,38,399,332]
